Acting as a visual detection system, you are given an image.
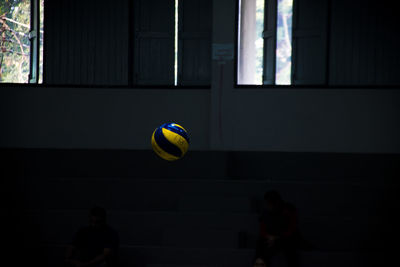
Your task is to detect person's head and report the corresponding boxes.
[264,190,283,212]
[90,206,107,228]
[253,256,267,267]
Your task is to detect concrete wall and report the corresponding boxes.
[0,87,210,149]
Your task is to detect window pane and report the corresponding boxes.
[174,0,178,85]
[275,0,293,85]
[39,0,44,83]
[238,0,264,85]
[0,0,31,83]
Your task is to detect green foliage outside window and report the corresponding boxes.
[0,0,30,83]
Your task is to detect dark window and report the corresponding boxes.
[44,0,212,87]
[133,0,212,86]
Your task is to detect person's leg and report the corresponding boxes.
[284,249,299,267]
[255,238,265,256]
[256,238,275,266]
[280,237,300,267]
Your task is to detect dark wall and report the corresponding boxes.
[0,86,210,150]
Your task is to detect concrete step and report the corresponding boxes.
[23,178,383,218]
[147,265,213,267]
[22,210,382,251]
[43,245,383,267]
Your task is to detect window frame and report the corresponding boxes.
[29,0,40,83]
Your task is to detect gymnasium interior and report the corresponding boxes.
[1,0,399,266]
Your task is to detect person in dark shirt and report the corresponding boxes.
[256,190,300,267]
[65,206,119,267]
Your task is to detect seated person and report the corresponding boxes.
[65,206,119,267]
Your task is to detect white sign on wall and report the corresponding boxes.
[212,43,234,64]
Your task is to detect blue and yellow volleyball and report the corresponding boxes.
[151,123,190,161]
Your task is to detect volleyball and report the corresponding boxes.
[151,123,190,161]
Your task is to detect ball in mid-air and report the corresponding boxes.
[151,123,190,161]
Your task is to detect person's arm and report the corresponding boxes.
[65,245,82,266]
[65,245,75,260]
[260,221,280,248]
[260,221,272,239]
[282,208,297,237]
[65,228,83,266]
[80,248,111,267]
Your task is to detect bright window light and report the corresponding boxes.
[237,0,265,85]
[275,0,293,85]
[174,0,179,86]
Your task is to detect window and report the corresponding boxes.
[275,0,293,84]
[238,0,293,85]
[0,0,44,83]
[43,0,212,86]
[237,0,328,86]
[237,0,265,85]
[133,0,212,86]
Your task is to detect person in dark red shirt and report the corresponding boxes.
[256,190,300,267]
